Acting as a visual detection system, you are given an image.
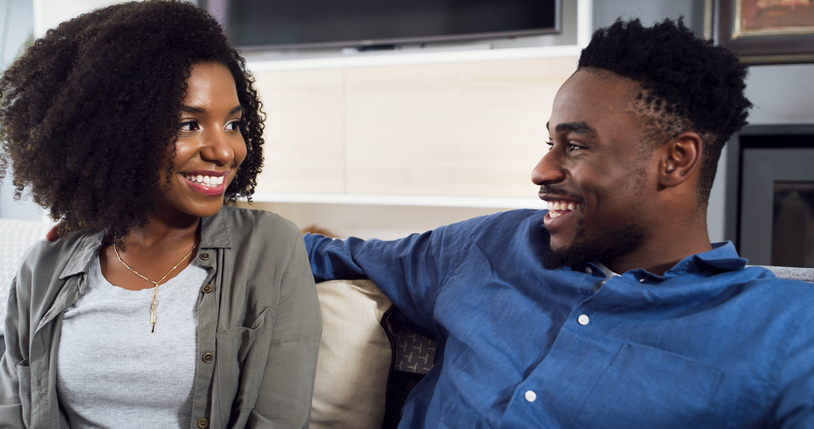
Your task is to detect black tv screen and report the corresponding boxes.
[203,0,561,51]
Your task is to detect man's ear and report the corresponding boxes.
[659,132,702,188]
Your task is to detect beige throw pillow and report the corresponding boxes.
[310,279,393,429]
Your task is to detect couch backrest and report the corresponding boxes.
[0,218,54,335]
[756,265,814,282]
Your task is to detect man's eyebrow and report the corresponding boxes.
[180,105,243,115]
[553,121,597,137]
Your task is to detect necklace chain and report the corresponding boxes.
[113,239,199,333]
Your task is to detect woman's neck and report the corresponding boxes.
[122,214,201,249]
[100,216,201,291]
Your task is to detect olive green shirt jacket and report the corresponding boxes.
[0,206,322,428]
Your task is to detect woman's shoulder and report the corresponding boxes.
[21,231,101,269]
[215,206,302,241]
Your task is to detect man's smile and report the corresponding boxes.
[545,200,581,218]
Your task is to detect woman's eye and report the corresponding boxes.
[225,119,241,130]
[180,121,200,131]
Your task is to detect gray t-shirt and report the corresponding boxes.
[56,255,206,428]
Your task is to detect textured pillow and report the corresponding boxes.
[0,219,54,335]
[310,279,394,429]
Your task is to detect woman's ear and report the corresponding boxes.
[659,132,702,188]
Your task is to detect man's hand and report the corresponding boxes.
[46,224,60,241]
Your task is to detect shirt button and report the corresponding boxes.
[199,252,210,261]
[202,353,214,363]
[577,314,590,325]
[639,278,646,283]
[584,267,593,275]
[197,418,208,428]
[524,390,537,402]
[201,284,212,293]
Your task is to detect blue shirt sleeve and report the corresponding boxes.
[303,219,481,332]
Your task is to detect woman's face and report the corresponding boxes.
[155,62,246,221]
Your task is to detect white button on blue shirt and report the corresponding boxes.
[524,390,537,402]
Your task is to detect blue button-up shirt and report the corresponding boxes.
[305,209,814,428]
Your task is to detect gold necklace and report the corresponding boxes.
[113,239,199,333]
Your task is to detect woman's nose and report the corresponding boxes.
[201,129,235,165]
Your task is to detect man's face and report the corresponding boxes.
[533,69,658,269]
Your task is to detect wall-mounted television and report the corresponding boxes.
[201,0,561,51]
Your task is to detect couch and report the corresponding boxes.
[2,217,813,429]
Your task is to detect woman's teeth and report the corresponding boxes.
[184,174,224,187]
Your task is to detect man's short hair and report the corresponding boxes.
[578,18,752,204]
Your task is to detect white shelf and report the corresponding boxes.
[247,45,583,72]
[251,192,545,209]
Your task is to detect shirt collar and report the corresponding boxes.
[663,241,747,276]
[59,206,236,280]
[199,205,234,250]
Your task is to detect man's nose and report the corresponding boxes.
[531,150,566,186]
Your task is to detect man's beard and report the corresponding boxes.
[543,217,645,270]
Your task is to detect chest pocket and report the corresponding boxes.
[212,307,272,428]
[571,343,725,429]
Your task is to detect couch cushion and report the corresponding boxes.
[311,279,393,429]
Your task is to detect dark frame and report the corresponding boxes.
[711,0,814,64]
[203,0,562,52]
[724,124,814,254]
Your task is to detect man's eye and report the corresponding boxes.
[545,140,555,151]
[567,143,583,152]
[180,121,200,131]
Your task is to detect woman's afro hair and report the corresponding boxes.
[578,18,752,203]
[0,0,264,238]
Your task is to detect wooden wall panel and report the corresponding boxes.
[252,69,346,193]
[250,56,577,199]
[343,57,577,198]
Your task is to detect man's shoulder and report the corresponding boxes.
[725,265,814,314]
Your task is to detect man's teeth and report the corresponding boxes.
[547,201,577,211]
[184,174,224,187]
[546,200,579,218]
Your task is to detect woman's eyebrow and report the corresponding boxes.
[179,105,243,114]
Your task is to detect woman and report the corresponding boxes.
[0,1,321,428]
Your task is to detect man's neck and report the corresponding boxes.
[602,228,713,276]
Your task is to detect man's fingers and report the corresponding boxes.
[46,224,60,241]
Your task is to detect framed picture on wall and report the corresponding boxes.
[711,0,814,64]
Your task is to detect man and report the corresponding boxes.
[305,19,814,428]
